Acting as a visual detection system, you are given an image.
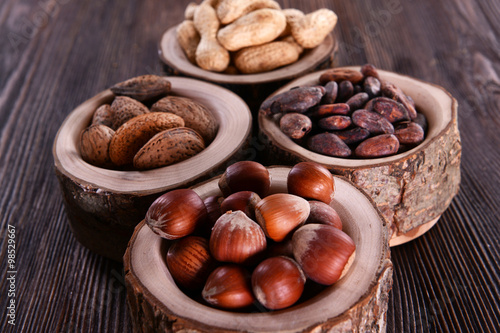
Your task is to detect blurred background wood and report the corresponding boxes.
[0,0,498,332]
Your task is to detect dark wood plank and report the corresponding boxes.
[1,0,499,332]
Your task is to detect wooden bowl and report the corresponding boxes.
[53,77,252,262]
[124,166,392,332]
[259,67,462,246]
[158,24,337,111]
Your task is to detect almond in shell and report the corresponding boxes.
[109,112,185,166]
[110,75,171,103]
[110,96,149,130]
[91,104,114,127]
[151,96,218,144]
[80,124,115,167]
[133,127,205,170]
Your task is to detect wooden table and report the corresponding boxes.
[1,0,498,332]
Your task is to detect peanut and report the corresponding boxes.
[290,8,337,49]
[233,37,303,74]
[216,0,281,25]
[133,127,205,170]
[217,8,286,51]
[176,20,201,64]
[279,8,305,37]
[193,3,230,72]
[109,112,185,166]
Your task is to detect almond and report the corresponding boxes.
[80,124,115,167]
[109,112,185,166]
[133,127,205,170]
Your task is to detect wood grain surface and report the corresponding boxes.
[0,0,499,332]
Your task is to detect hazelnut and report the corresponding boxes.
[255,193,310,242]
[166,236,216,290]
[252,256,306,310]
[202,265,255,309]
[220,191,261,220]
[306,200,342,229]
[287,161,335,204]
[209,211,267,265]
[218,161,271,197]
[145,189,207,240]
[292,224,355,285]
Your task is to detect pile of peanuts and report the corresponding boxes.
[260,64,428,158]
[176,0,337,74]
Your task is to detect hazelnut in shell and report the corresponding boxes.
[145,189,207,240]
[292,223,355,285]
[287,162,335,204]
[218,161,271,197]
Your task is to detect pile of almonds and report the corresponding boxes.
[80,75,218,170]
[260,64,428,158]
[145,161,356,311]
[176,0,337,73]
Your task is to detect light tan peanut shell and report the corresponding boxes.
[80,124,115,167]
[108,112,185,166]
[176,20,200,63]
[184,2,198,20]
[133,127,205,170]
[109,75,171,102]
[233,37,303,74]
[279,8,305,37]
[193,3,230,72]
[216,0,281,24]
[110,96,149,130]
[91,104,114,127]
[217,8,286,51]
[290,8,338,49]
[151,96,218,144]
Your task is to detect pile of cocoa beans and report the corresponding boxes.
[260,64,427,158]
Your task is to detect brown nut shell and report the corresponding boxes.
[133,127,205,170]
[306,200,342,230]
[145,188,208,240]
[110,75,171,102]
[80,124,115,167]
[218,161,271,197]
[110,96,149,130]
[109,112,185,166]
[287,161,335,204]
[151,96,218,144]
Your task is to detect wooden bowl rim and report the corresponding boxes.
[125,166,391,332]
[52,77,252,195]
[258,66,458,169]
[158,23,337,85]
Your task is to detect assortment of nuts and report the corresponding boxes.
[79,75,218,170]
[260,64,428,158]
[145,161,356,311]
[176,0,338,73]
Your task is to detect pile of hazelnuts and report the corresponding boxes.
[145,161,356,311]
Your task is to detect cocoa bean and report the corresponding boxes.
[381,80,417,119]
[318,115,352,131]
[337,80,354,102]
[260,86,325,115]
[365,97,410,123]
[352,109,394,135]
[322,80,338,104]
[306,103,350,118]
[363,76,381,98]
[279,113,312,139]
[346,92,370,111]
[334,127,370,145]
[354,134,400,158]
[413,112,428,133]
[319,68,364,85]
[307,132,352,157]
[394,122,424,145]
[360,63,380,79]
